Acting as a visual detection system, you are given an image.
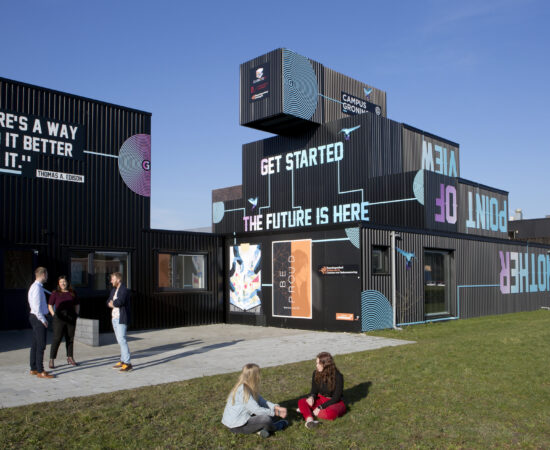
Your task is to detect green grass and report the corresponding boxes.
[2,310,550,449]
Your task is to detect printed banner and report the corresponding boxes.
[272,239,312,319]
[249,63,270,102]
[229,244,262,313]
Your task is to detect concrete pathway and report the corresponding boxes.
[0,324,413,408]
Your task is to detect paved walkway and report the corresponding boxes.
[0,324,413,408]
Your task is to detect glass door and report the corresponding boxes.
[424,250,451,317]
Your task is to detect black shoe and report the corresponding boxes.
[257,429,270,438]
[305,420,320,429]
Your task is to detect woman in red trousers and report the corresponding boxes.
[298,352,346,428]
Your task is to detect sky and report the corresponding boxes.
[2,0,549,229]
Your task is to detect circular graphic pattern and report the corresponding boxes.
[212,202,225,224]
[413,169,425,205]
[282,49,318,120]
[118,134,151,197]
[361,290,393,331]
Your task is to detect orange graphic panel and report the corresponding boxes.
[272,239,312,319]
[290,240,312,318]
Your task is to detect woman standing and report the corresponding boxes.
[298,352,346,428]
[48,276,80,368]
[222,363,288,438]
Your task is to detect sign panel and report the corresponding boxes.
[229,244,262,313]
[36,170,85,183]
[335,313,355,321]
[249,63,270,102]
[318,265,359,276]
[0,109,85,178]
[272,239,312,319]
[341,92,381,116]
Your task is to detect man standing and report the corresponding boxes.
[28,267,54,378]
[107,272,132,372]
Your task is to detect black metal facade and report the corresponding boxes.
[240,48,387,135]
[0,78,223,331]
[361,225,550,326]
[213,48,548,332]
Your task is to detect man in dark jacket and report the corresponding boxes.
[107,272,132,372]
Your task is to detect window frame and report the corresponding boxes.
[155,251,209,292]
[371,245,390,275]
[423,248,453,318]
[69,249,131,293]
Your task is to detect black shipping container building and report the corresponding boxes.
[2,48,547,334]
[0,77,223,331]
[214,48,550,332]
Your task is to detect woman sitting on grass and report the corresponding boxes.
[298,352,346,428]
[222,363,288,438]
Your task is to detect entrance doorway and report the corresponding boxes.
[424,249,452,317]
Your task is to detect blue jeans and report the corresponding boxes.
[112,318,131,364]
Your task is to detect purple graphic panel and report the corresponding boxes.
[118,134,151,197]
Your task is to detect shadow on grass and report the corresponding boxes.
[277,381,373,425]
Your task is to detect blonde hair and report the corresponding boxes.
[229,363,261,405]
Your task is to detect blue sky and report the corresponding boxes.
[3,0,549,228]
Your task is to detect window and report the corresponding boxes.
[158,253,207,290]
[372,246,389,274]
[4,250,34,289]
[70,251,130,290]
[424,249,451,317]
[70,251,89,288]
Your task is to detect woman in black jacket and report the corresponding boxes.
[48,276,79,368]
[297,352,346,428]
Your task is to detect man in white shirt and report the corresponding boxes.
[28,267,54,378]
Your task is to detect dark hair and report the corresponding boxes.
[314,352,337,391]
[55,275,76,298]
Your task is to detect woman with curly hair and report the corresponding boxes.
[222,363,288,438]
[47,275,80,368]
[298,352,346,428]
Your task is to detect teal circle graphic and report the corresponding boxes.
[282,49,318,120]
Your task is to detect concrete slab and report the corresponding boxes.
[0,324,414,408]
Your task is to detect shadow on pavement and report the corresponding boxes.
[50,339,244,375]
[131,339,244,371]
[0,329,34,352]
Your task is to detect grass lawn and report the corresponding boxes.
[1,310,550,449]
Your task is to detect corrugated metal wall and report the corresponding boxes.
[362,226,550,326]
[134,230,224,329]
[457,179,508,237]
[216,111,404,234]
[0,78,224,331]
[322,66,387,121]
[239,48,387,134]
[402,124,460,176]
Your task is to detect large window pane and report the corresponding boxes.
[70,251,89,288]
[93,252,129,290]
[157,253,207,290]
[4,250,33,289]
